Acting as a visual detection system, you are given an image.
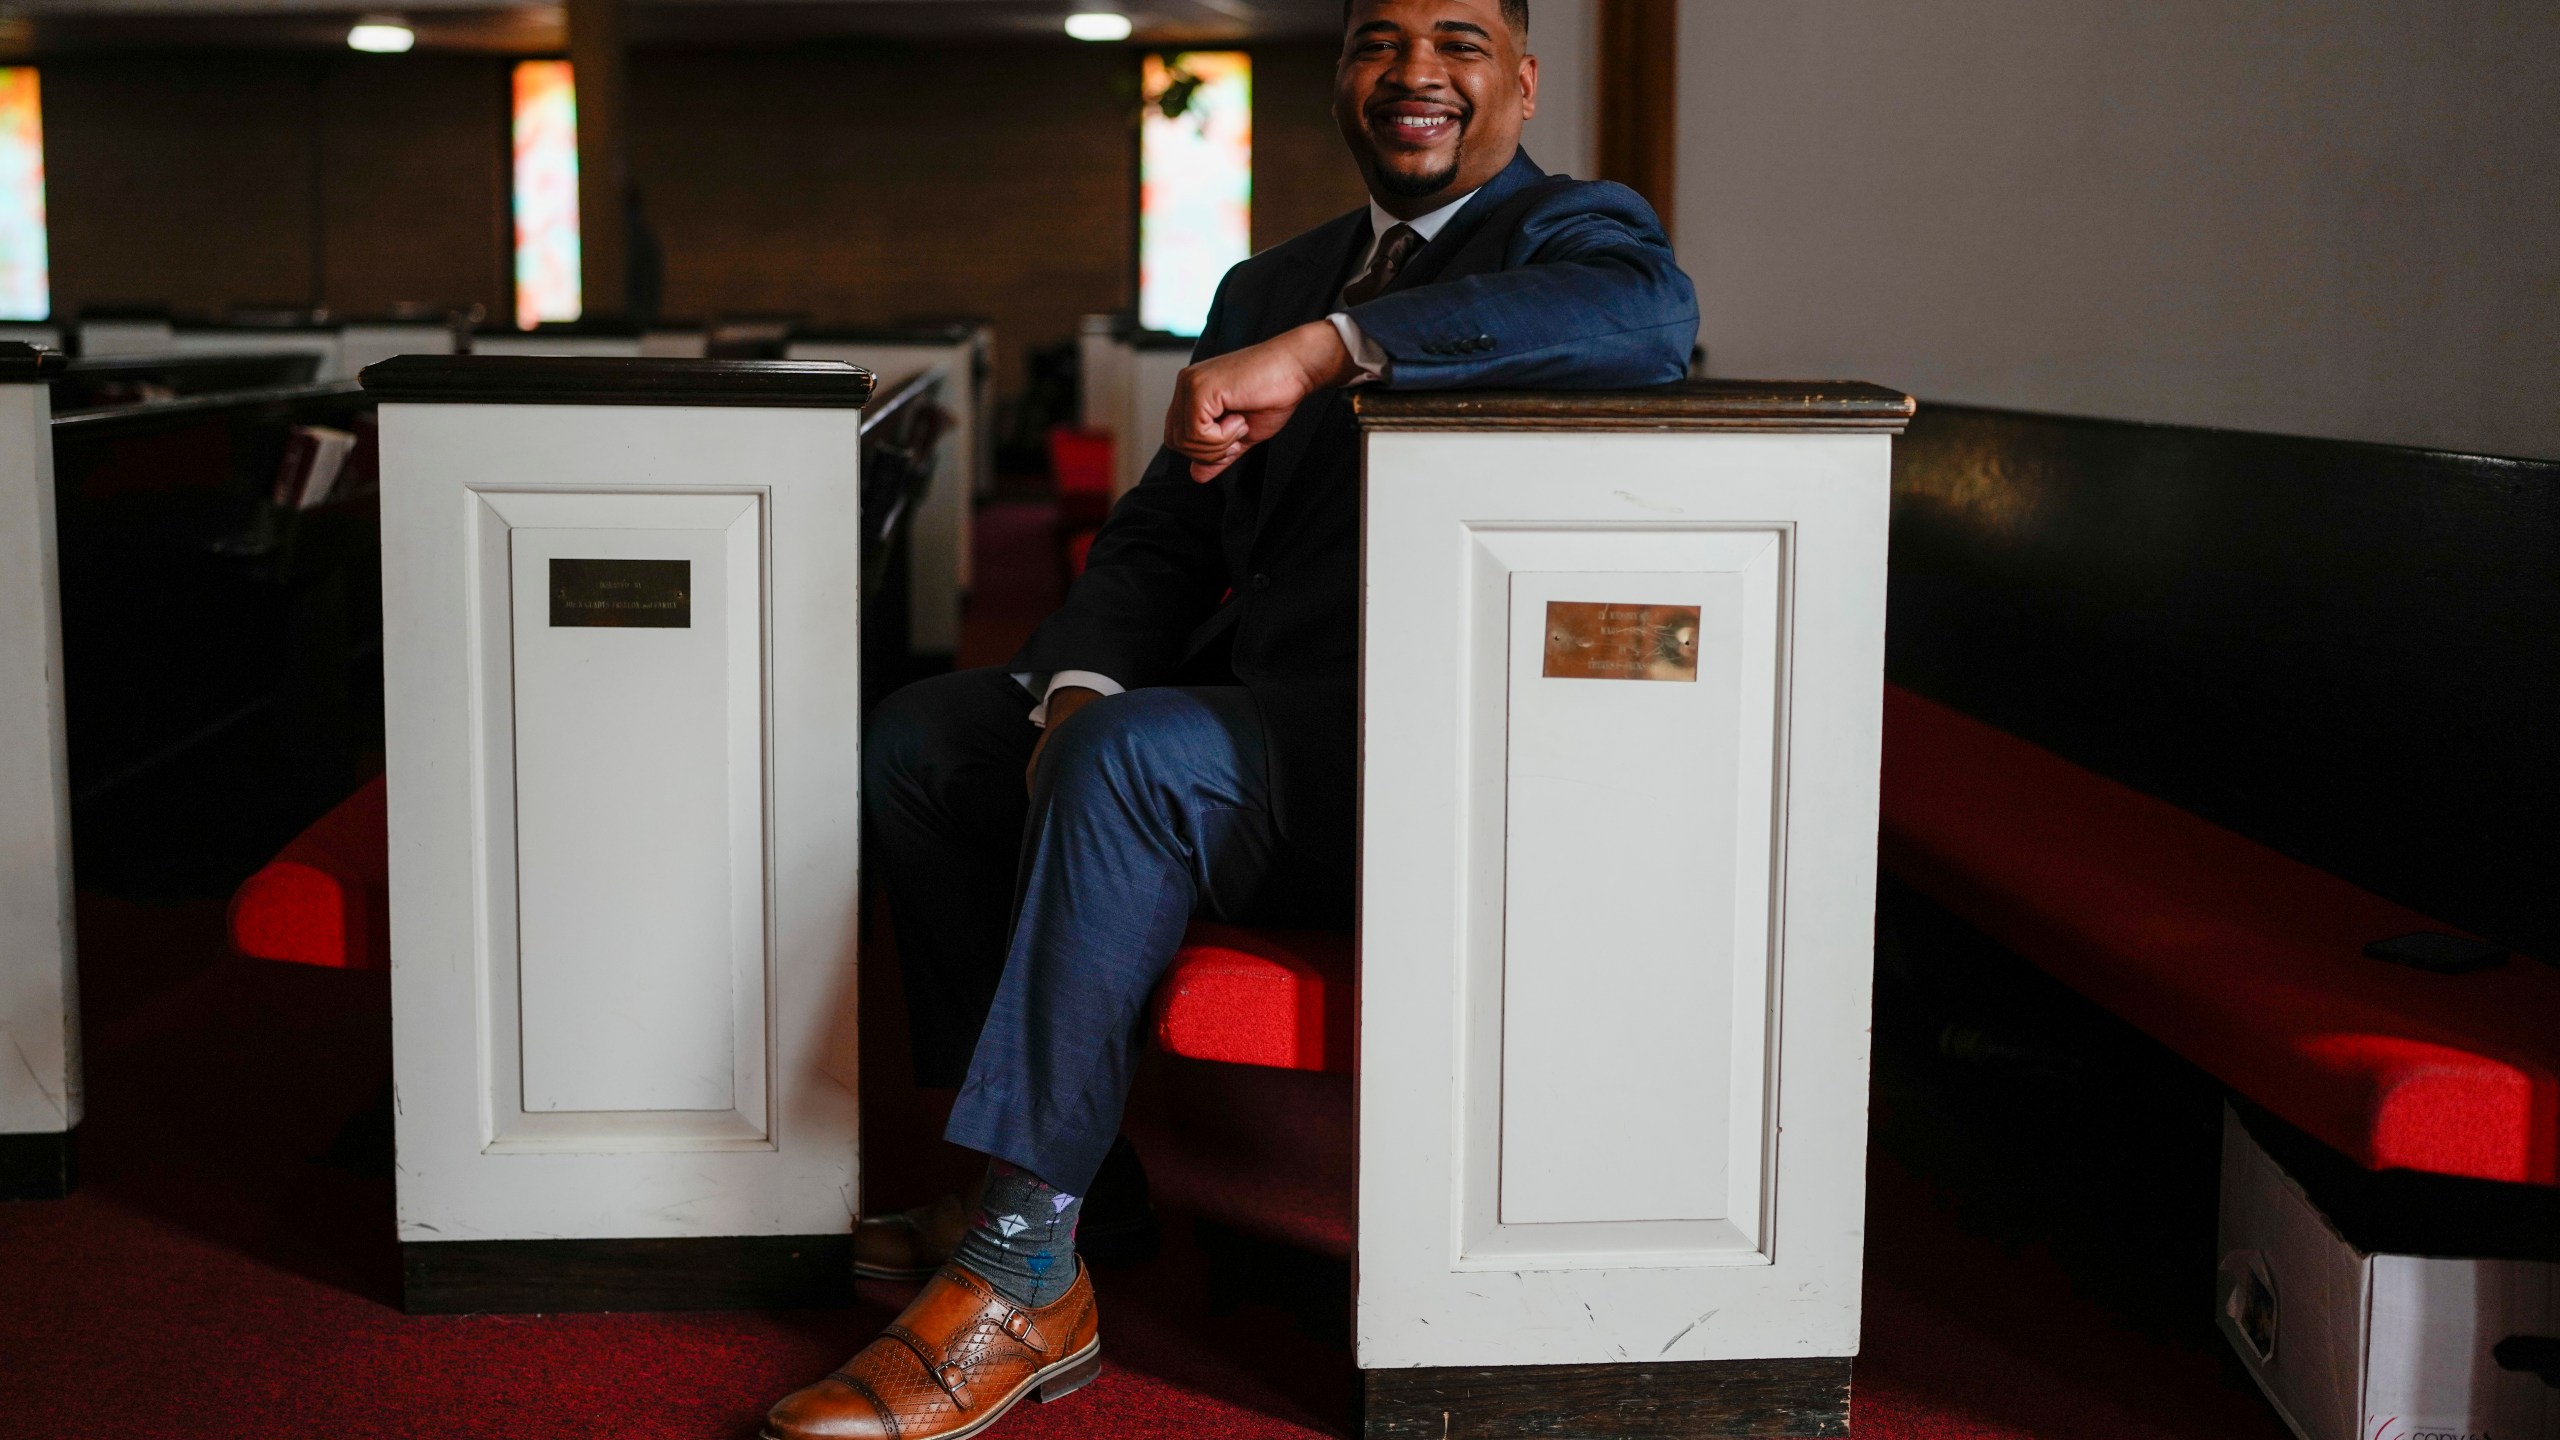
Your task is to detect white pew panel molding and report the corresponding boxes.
[1351,381,1912,1438]
[0,343,79,1201]
[365,355,873,1312]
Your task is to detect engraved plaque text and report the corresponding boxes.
[550,558,692,628]
[1541,600,1700,681]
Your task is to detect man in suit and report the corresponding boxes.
[766,0,1693,1433]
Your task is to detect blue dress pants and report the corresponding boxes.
[864,667,1327,1195]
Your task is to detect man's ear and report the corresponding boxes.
[1518,51,1539,120]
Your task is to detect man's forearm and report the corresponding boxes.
[1163,320,1364,482]
[1342,252,1698,391]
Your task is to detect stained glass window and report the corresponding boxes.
[1139,52,1251,337]
[512,60,581,329]
[0,69,49,322]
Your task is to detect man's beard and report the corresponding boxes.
[1371,122,1465,199]
[1377,152,1462,198]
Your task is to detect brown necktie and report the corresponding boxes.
[1341,223,1422,307]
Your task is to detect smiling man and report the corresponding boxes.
[762,3,1695,1436]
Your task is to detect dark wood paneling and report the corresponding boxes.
[1888,404,2560,961]
[0,1128,77,1201]
[317,57,514,319]
[629,40,1358,396]
[46,55,323,315]
[568,0,631,317]
[43,41,1353,405]
[1252,43,1370,255]
[1354,378,1912,430]
[1596,0,1675,235]
[48,55,508,322]
[401,1234,854,1314]
[628,43,1137,409]
[1363,1356,1852,1438]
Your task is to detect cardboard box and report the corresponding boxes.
[2217,1106,2559,1440]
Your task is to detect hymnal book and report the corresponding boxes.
[272,424,360,511]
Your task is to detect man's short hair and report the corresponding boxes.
[1344,0,1530,41]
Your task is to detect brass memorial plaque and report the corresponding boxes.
[549,558,692,628]
[1541,601,1700,682]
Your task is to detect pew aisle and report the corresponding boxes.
[0,491,2291,1440]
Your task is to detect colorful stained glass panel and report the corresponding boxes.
[512,60,581,329]
[0,69,49,322]
[1139,52,1251,337]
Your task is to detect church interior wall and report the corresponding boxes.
[1675,0,2560,460]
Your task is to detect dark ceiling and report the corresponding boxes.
[4,0,1348,55]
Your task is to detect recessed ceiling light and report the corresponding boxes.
[347,16,416,52]
[1064,12,1133,41]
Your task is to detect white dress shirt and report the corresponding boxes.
[1022,187,1483,725]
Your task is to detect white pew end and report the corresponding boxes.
[364,355,873,1311]
[1352,380,1911,1437]
[0,342,76,1201]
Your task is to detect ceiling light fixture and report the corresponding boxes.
[1064,12,1133,41]
[347,16,416,52]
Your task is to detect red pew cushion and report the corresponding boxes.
[227,773,390,972]
[232,776,1352,1074]
[1149,922,1353,1073]
[1880,684,2559,1186]
[1048,425,1113,529]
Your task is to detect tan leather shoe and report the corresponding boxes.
[852,1191,972,1281]
[763,1264,1101,1440]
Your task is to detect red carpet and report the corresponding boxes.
[0,495,2292,1439]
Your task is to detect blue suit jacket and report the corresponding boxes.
[1013,149,1697,886]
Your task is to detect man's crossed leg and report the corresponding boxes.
[764,669,1325,1440]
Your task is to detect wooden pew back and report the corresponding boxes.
[1887,405,2560,960]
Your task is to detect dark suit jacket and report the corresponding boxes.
[1012,148,1698,886]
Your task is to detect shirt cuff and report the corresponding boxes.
[1016,670,1126,727]
[1327,312,1391,386]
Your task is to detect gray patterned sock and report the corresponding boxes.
[950,1159,1083,1308]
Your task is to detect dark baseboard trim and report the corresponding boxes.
[1363,1356,1852,1438]
[0,1127,77,1200]
[401,1234,853,1315]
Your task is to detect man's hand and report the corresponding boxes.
[1026,685,1106,794]
[1165,320,1362,482]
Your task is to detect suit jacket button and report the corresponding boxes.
[1251,573,1272,591]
